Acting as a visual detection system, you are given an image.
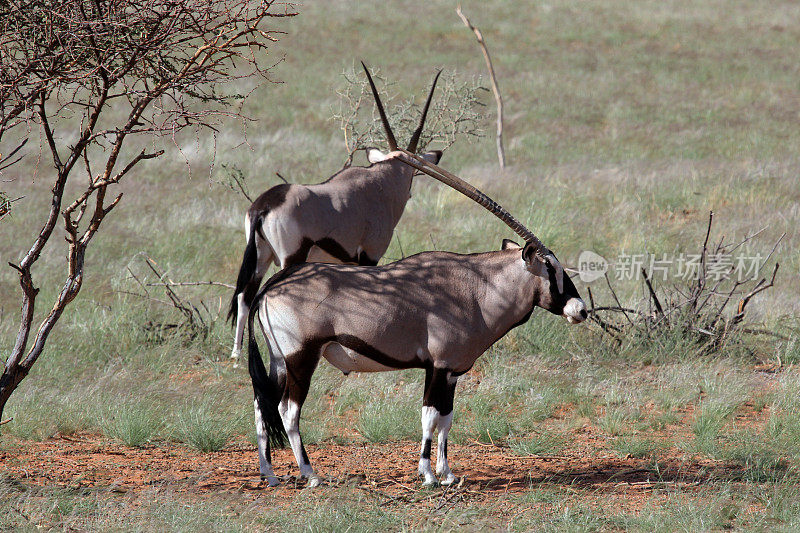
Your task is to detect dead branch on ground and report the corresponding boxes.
[123,254,228,341]
[587,212,786,359]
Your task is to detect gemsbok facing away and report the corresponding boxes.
[228,63,443,361]
[247,152,588,487]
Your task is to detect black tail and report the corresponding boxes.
[228,214,262,326]
[248,287,288,448]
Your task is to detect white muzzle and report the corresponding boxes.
[563,298,588,324]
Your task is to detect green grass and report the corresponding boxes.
[510,431,567,457]
[2,0,800,528]
[171,400,236,452]
[101,403,162,448]
[611,435,667,460]
[598,407,638,436]
[357,395,420,443]
[460,396,513,444]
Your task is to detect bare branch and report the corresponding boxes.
[734,263,779,324]
[0,139,28,172]
[0,0,295,420]
[456,4,505,169]
[604,273,634,327]
[333,65,485,155]
[641,268,665,320]
[145,280,235,289]
[590,215,783,358]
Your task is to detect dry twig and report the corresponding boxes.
[333,64,485,156]
[588,213,784,357]
[456,4,505,169]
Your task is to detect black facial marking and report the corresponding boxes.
[421,439,432,460]
[545,261,567,315]
[563,272,582,299]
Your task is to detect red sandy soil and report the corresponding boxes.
[1,431,752,514]
[0,399,774,522]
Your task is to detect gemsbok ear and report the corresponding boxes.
[522,242,543,264]
[367,148,389,163]
[501,239,521,250]
[421,150,442,164]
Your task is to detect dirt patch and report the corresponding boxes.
[1,431,748,511]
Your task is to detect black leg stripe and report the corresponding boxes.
[421,439,432,460]
[443,439,447,459]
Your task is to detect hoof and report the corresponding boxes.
[230,349,241,360]
[420,474,439,487]
[307,475,322,488]
[260,475,280,487]
[440,474,458,486]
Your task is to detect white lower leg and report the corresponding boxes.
[231,293,248,361]
[435,411,456,485]
[418,406,439,486]
[280,399,319,486]
[254,399,279,486]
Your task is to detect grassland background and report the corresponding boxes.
[2,0,800,530]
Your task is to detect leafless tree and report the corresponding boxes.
[586,212,785,361]
[332,64,486,163]
[0,0,295,422]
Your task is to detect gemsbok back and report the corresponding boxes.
[228,63,443,361]
[247,153,588,487]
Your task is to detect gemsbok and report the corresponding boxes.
[228,63,443,361]
[247,152,588,487]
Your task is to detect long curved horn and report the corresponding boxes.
[361,61,397,151]
[407,70,442,153]
[398,148,548,254]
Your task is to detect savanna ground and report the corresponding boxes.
[2,0,800,530]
